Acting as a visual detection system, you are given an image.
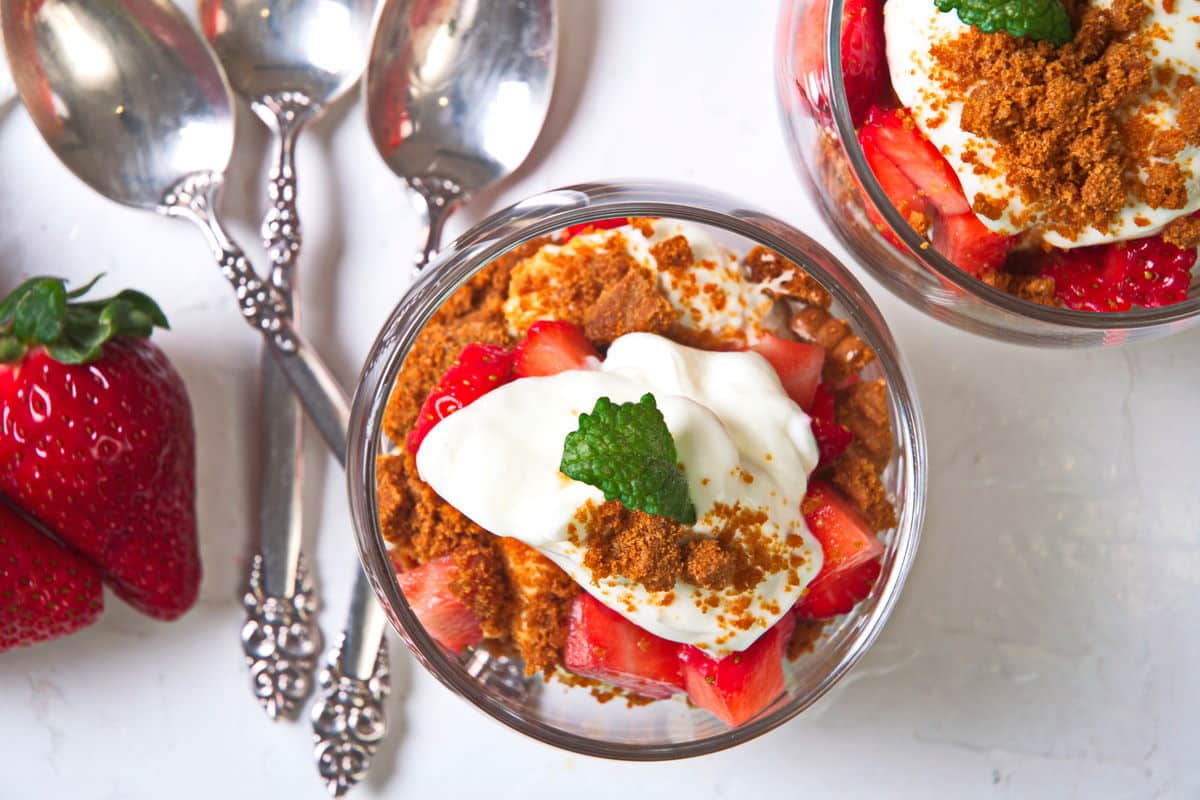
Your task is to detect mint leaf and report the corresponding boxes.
[935,0,1072,44]
[560,393,696,524]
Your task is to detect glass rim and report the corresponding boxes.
[789,0,1200,332]
[346,180,927,760]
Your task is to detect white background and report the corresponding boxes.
[2,2,1199,798]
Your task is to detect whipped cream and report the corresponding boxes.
[884,0,1200,248]
[416,333,823,656]
[504,220,786,341]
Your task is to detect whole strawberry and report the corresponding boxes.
[0,276,199,621]
[0,502,103,652]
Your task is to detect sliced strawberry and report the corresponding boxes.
[839,0,888,125]
[808,384,854,466]
[801,482,888,618]
[512,320,600,378]
[932,213,1016,278]
[395,555,483,653]
[795,0,888,127]
[407,343,516,453]
[749,334,825,412]
[0,502,103,652]
[678,614,795,727]
[561,218,630,242]
[564,592,684,699]
[795,557,881,619]
[857,142,928,246]
[859,107,971,217]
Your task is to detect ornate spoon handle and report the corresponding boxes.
[305,174,461,789]
[241,93,322,720]
[312,568,390,798]
[407,174,465,272]
[157,170,350,458]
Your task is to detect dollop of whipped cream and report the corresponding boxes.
[884,0,1200,248]
[416,333,823,656]
[504,220,788,341]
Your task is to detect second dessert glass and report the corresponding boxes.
[346,181,926,759]
[775,0,1200,347]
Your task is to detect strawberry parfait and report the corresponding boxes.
[366,212,914,734]
[780,0,1200,340]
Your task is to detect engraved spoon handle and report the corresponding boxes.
[242,93,322,720]
[158,170,350,459]
[312,568,389,798]
[408,175,465,272]
[307,180,463,792]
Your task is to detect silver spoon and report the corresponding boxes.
[200,0,374,723]
[306,1,557,795]
[364,0,557,270]
[2,0,350,456]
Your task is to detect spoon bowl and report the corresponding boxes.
[200,0,374,114]
[364,0,556,267]
[3,0,234,210]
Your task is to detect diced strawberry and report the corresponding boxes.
[808,384,854,466]
[795,557,881,619]
[512,320,601,378]
[1043,232,1196,312]
[795,0,888,127]
[749,334,825,412]
[395,555,483,653]
[678,614,795,727]
[564,593,684,699]
[406,343,516,453]
[800,481,884,615]
[1044,246,1129,312]
[561,218,630,242]
[859,107,971,217]
[932,213,1016,278]
[1109,235,1195,309]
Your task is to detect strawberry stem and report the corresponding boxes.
[0,275,169,365]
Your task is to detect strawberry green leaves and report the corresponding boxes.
[0,275,169,365]
[935,0,1072,44]
[560,393,696,524]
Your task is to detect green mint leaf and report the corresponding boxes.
[560,393,696,524]
[934,0,1072,44]
[12,278,67,344]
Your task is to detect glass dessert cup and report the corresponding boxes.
[347,181,926,760]
[775,0,1200,347]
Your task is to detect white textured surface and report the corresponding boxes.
[1,2,1199,798]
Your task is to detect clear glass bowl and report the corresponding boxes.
[346,181,926,759]
[775,0,1200,347]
